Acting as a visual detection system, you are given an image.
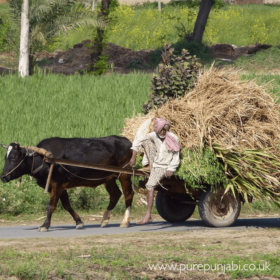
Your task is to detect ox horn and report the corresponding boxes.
[0,144,8,149]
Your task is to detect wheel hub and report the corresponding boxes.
[211,194,234,220]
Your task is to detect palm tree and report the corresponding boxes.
[7,0,105,76]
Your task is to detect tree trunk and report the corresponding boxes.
[158,0,161,11]
[192,0,214,42]
[90,0,111,65]
[18,0,29,77]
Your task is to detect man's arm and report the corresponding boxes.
[130,132,154,167]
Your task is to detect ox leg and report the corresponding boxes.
[38,183,61,232]
[119,173,134,228]
[60,190,84,229]
[101,179,122,228]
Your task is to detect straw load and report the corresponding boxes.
[123,67,280,204]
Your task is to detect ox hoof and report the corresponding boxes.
[76,223,84,229]
[38,227,48,232]
[101,219,109,228]
[119,222,129,228]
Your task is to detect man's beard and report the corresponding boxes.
[158,134,166,139]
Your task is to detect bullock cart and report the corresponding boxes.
[42,153,241,228]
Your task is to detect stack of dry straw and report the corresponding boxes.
[124,67,280,151]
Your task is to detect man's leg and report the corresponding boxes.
[142,140,157,169]
[137,188,154,224]
[137,167,166,225]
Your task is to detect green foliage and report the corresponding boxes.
[86,54,109,75]
[213,144,280,206]
[134,154,144,169]
[0,4,19,53]
[175,147,228,190]
[142,44,201,113]
[6,0,104,56]
[0,7,10,52]
[108,0,120,13]
[212,0,227,9]
[0,177,48,215]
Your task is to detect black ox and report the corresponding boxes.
[1,136,134,231]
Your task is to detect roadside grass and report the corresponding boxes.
[241,72,280,98]
[234,47,280,73]
[0,229,280,279]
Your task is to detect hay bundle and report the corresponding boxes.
[124,67,280,151]
[123,67,280,203]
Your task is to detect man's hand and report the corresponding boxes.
[129,150,137,167]
[165,170,173,178]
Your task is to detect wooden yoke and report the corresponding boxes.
[22,146,53,158]
[22,146,54,194]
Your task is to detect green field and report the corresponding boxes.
[46,4,280,52]
[0,72,150,147]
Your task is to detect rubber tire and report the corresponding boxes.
[198,188,241,227]
[155,191,196,223]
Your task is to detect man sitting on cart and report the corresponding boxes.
[129,118,180,225]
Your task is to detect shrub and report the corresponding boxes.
[142,44,201,114]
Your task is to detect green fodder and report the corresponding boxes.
[176,147,228,191]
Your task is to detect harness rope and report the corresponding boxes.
[3,153,28,177]
[58,164,112,181]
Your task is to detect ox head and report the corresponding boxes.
[1,143,31,183]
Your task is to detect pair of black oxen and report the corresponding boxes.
[1,136,134,231]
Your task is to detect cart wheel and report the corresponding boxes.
[156,191,196,223]
[198,188,241,227]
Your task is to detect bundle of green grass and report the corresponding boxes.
[123,67,280,205]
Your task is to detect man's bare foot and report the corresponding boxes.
[136,218,153,225]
